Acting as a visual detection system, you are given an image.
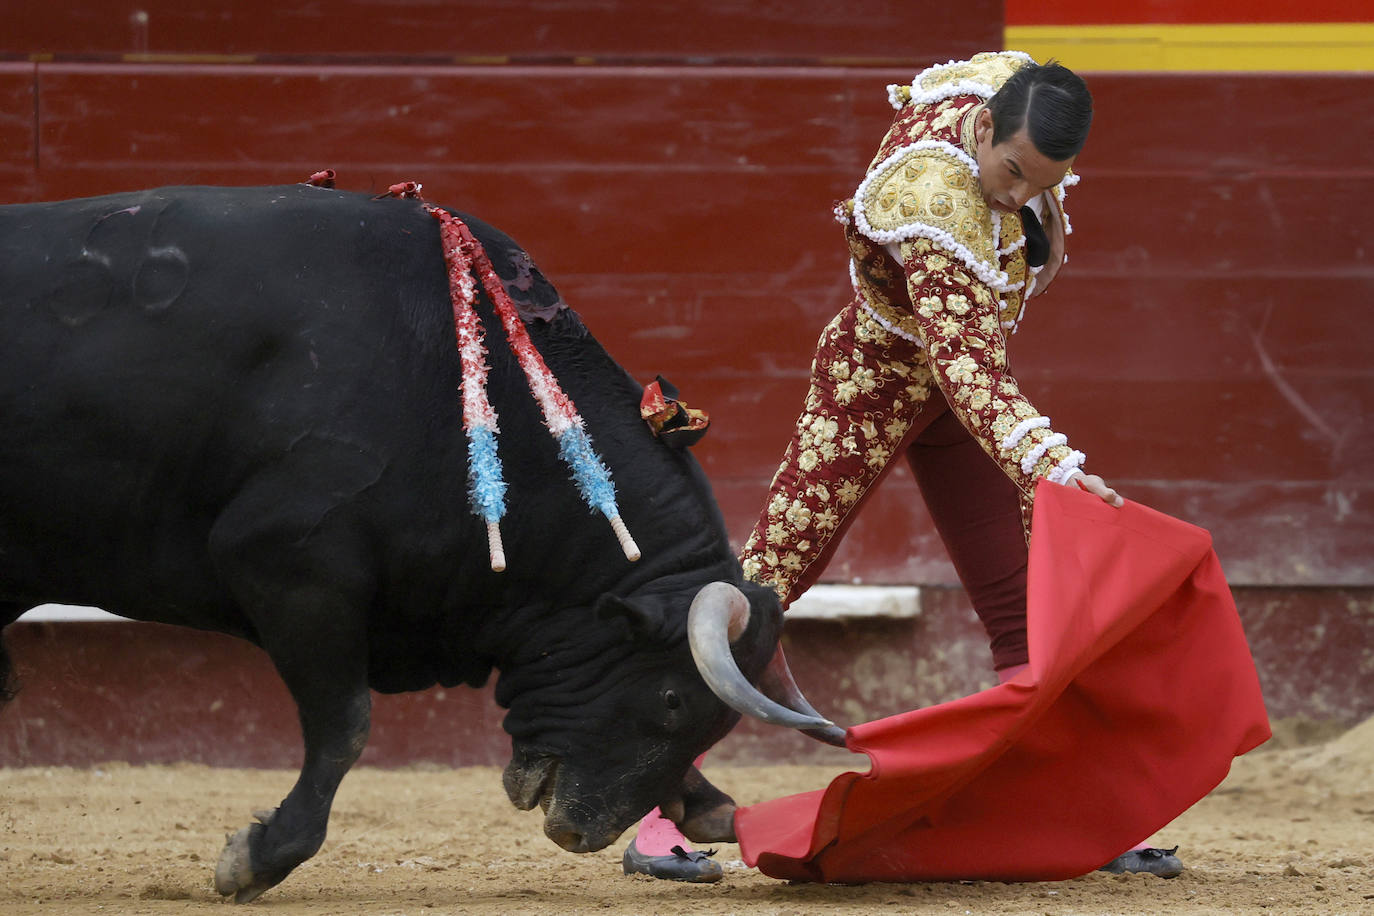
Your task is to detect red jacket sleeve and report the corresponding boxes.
[901,237,1086,495]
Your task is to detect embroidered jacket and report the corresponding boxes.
[739,52,1090,604]
[843,51,1086,494]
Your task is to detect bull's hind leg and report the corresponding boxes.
[208,473,381,903]
[207,456,386,902]
[212,581,374,903]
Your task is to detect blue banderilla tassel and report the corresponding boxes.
[556,424,619,519]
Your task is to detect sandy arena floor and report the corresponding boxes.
[1,717,1371,915]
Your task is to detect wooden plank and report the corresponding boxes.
[29,63,902,268]
[1010,276,1374,377]
[0,621,507,768]
[1085,73,1374,171]
[34,64,895,172]
[1065,174,1373,275]
[6,582,1371,767]
[3,0,999,62]
[710,477,1374,589]
[0,63,34,169]
[1016,377,1371,482]
[1006,0,1372,25]
[33,69,1374,275]
[8,65,1373,590]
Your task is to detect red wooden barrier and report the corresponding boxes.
[4,581,1370,768]
[0,62,1369,587]
[0,4,1369,770]
[2,0,998,63]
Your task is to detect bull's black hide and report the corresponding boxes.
[0,184,783,901]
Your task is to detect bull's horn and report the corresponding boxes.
[758,645,847,747]
[687,582,837,733]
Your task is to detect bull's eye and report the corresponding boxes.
[663,689,681,710]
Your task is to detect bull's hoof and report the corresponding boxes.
[679,802,737,844]
[622,838,723,883]
[214,809,279,903]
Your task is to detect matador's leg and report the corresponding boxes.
[740,296,938,607]
[907,408,1030,672]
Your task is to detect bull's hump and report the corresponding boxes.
[455,211,569,324]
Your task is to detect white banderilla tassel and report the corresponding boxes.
[486,522,507,573]
[608,515,641,562]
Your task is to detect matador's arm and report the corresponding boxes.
[901,237,1086,496]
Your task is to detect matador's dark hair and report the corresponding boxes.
[986,60,1093,160]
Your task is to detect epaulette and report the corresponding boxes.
[852,143,1009,293]
[886,50,1036,111]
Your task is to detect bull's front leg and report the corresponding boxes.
[673,764,738,844]
[212,583,373,903]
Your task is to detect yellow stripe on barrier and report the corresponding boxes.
[1006,23,1374,71]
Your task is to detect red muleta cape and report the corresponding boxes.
[735,480,1271,883]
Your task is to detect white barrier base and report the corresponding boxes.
[15,585,922,624]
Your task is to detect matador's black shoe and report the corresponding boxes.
[622,838,724,883]
[1098,846,1184,878]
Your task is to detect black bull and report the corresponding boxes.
[0,184,836,902]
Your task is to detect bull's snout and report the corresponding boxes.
[543,815,618,854]
[544,822,591,853]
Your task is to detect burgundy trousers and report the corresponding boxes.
[905,400,1030,671]
[775,388,1031,672]
[742,299,1032,672]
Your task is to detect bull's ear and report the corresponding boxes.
[595,593,666,642]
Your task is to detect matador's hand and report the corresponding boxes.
[1074,473,1124,508]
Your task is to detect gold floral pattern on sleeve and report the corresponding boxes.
[900,238,1081,495]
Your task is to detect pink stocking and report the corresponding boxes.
[632,754,707,855]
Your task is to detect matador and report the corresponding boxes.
[740,50,1113,673]
[624,52,1176,883]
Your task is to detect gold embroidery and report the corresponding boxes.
[862,148,997,269]
[941,165,969,191]
[960,105,980,159]
[916,51,1031,101]
[930,99,972,134]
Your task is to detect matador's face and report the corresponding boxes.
[972,107,1075,214]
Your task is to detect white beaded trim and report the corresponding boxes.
[860,299,923,345]
[1056,173,1079,236]
[996,234,1027,258]
[1000,416,1050,451]
[910,77,1001,107]
[1047,452,1087,484]
[890,51,1037,110]
[848,258,923,346]
[1020,433,1068,475]
[861,139,980,188]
